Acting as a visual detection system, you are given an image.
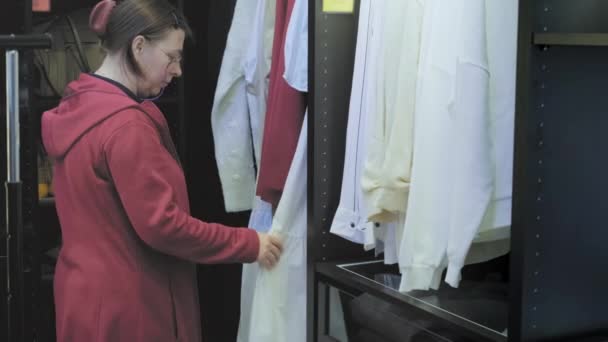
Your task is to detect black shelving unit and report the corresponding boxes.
[510,1,608,340]
[308,0,608,341]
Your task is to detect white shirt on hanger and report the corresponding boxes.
[360,0,420,224]
[283,0,308,92]
[398,0,516,292]
[399,0,484,292]
[444,0,517,287]
[211,0,275,212]
[244,0,276,169]
[329,0,400,265]
[330,0,378,245]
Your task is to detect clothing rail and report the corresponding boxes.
[0,34,52,49]
[534,33,608,46]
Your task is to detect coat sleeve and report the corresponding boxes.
[103,120,260,264]
[210,0,260,213]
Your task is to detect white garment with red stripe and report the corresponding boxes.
[247,112,308,342]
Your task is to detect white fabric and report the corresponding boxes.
[360,0,420,223]
[444,0,517,286]
[237,197,273,342]
[248,197,273,235]
[398,0,516,292]
[245,0,276,167]
[353,0,419,265]
[364,220,400,265]
[379,220,399,265]
[368,211,403,265]
[236,0,276,322]
[283,0,308,92]
[330,0,381,244]
[440,0,493,287]
[247,112,308,342]
[211,0,275,212]
[329,0,401,265]
[399,0,484,292]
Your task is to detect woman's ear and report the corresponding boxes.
[131,35,146,57]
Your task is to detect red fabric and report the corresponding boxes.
[41,73,259,342]
[256,0,307,207]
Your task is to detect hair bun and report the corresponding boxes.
[89,0,117,36]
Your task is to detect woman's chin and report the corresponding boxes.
[142,88,162,99]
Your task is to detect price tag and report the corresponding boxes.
[322,0,354,14]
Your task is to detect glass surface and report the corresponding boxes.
[328,287,350,342]
[325,284,452,342]
[338,260,509,336]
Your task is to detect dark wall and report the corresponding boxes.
[182,1,250,342]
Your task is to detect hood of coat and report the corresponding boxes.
[41,73,143,159]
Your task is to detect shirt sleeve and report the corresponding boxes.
[360,0,418,223]
[211,0,260,212]
[103,119,259,264]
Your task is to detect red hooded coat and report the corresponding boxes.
[41,74,259,342]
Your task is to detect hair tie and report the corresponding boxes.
[89,0,117,36]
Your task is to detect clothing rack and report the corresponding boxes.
[307,0,608,341]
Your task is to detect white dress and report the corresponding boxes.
[247,112,308,342]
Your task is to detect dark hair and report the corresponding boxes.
[100,0,192,75]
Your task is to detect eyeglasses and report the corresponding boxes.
[157,46,183,67]
[143,36,184,68]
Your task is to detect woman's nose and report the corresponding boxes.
[170,62,182,78]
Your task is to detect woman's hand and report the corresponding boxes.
[256,232,284,269]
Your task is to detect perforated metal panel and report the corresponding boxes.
[308,1,365,341]
[511,1,608,340]
[309,0,362,264]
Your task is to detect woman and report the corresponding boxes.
[41,0,283,341]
